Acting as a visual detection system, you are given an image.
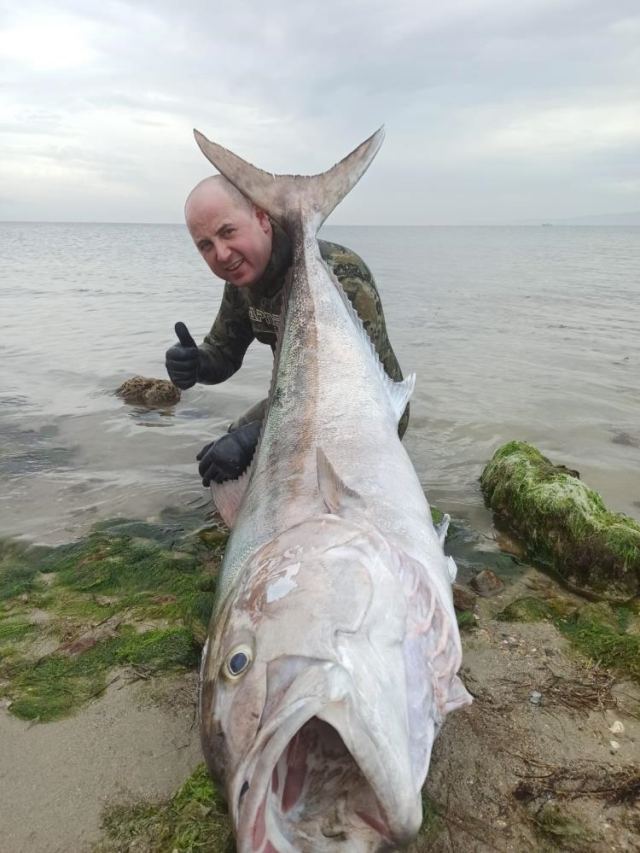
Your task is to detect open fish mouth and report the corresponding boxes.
[232,666,420,853]
[236,714,397,853]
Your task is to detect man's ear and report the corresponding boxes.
[255,207,271,235]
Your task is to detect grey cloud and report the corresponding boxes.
[1,0,639,222]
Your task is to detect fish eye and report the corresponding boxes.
[222,645,253,681]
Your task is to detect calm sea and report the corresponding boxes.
[1,222,639,545]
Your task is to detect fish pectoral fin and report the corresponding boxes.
[317,448,365,516]
[210,466,252,528]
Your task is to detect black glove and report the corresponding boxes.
[197,420,262,487]
[166,322,200,389]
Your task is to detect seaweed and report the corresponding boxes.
[481,441,640,596]
[0,517,228,721]
[95,764,233,853]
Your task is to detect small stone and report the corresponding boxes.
[452,584,477,611]
[530,691,542,706]
[609,740,620,753]
[609,721,624,736]
[469,569,505,598]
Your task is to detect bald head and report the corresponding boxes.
[185,175,273,287]
[185,175,254,222]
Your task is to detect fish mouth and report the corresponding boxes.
[231,664,421,853]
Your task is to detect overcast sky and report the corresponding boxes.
[1,0,639,224]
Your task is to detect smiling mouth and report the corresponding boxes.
[225,259,244,272]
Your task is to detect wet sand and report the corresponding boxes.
[0,673,202,853]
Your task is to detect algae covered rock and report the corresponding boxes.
[116,376,180,407]
[481,441,640,598]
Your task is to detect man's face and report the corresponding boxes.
[186,186,273,287]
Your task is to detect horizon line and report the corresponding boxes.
[1,219,639,228]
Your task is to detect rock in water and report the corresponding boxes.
[481,441,640,598]
[469,569,505,598]
[116,377,181,407]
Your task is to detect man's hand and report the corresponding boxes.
[166,322,200,389]
[197,421,262,487]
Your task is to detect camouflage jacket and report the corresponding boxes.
[198,223,409,434]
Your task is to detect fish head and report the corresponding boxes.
[200,514,460,852]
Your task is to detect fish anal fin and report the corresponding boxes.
[316,448,364,516]
[210,466,252,528]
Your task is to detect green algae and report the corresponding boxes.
[532,803,596,851]
[481,441,640,597]
[559,604,640,684]
[415,792,443,848]
[7,634,125,721]
[497,597,557,623]
[0,539,44,600]
[95,764,233,853]
[116,627,200,671]
[456,610,477,630]
[50,534,217,641]
[0,516,229,721]
[0,617,35,644]
[498,596,640,684]
[5,626,200,722]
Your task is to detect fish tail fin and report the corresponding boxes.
[193,126,385,233]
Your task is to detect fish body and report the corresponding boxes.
[195,128,471,852]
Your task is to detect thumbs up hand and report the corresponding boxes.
[165,322,201,389]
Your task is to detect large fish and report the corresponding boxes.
[195,127,471,853]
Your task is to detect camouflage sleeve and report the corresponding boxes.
[321,242,410,437]
[198,284,255,384]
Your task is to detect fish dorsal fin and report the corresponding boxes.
[325,264,415,423]
[210,466,252,528]
[317,448,364,516]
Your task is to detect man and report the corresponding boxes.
[166,175,408,487]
